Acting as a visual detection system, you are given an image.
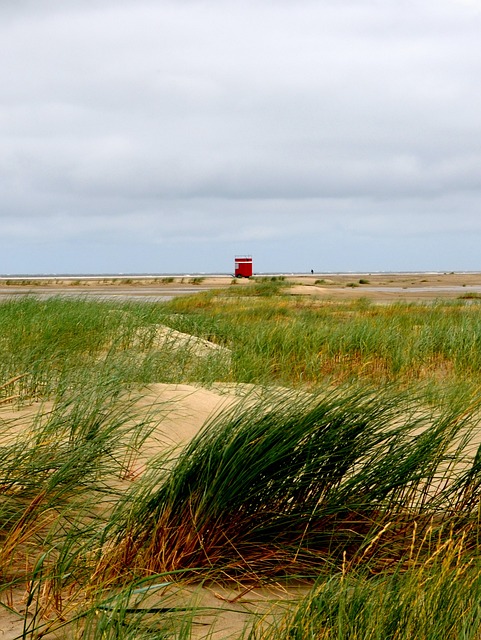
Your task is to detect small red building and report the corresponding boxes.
[235,256,253,278]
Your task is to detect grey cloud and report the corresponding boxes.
[1,0,481,271]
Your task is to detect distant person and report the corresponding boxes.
[311,269,314,275]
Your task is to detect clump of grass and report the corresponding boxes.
[101,386,481,581]
[358,278,370,284]
[226,278,288,298]
[260,543,481,639]
[0,372,155,635]
[458,292,481,300]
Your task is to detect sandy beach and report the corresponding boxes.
[1,272,481,302]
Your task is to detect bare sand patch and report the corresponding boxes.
[97,580,309,640]
[134,324,231,360]
[132,383,237,457]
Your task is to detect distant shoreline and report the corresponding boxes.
[1,271,481,280]
[1,272,481,303]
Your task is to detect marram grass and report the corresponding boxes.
[101,385,481,581]
[163,291,481,387]
[3,296,481,637]
[251,530,481,640]
[4,294,481,393]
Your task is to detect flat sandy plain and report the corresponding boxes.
[2,272,481,302]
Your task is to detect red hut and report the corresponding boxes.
[235,256,253,278]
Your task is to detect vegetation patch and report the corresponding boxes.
[459,292,481,300]
[103,387,481,580]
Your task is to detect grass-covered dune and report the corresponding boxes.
[163,282,481,388]
[2,291,481,637]
[102,386,481,577]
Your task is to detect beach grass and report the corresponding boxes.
[98,385,481,579]
[2,292,481,636]
[254,546,481,640]
[161,291,481,387]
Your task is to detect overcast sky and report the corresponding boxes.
[1,0,481,274]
